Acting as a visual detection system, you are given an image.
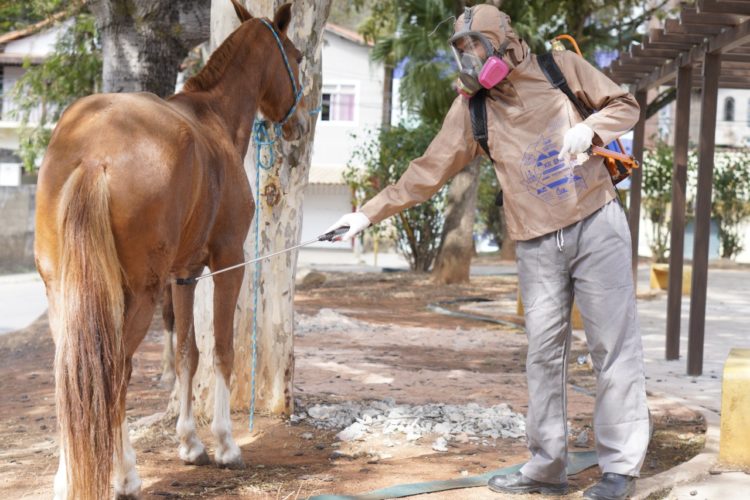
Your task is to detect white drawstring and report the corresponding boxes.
[556,228,565,252]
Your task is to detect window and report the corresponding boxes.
[724,96,735,122]
[321,83,356,122]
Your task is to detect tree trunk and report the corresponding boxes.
[432,158,481,284]
[500,215,516,260]
[90,0,209,97]
[381,64,393,128]
[190,0,332,419]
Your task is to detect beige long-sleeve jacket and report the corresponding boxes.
[360,49,640,241]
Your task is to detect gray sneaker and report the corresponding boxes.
[487,471,569,496]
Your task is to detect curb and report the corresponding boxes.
[634,392,720,500]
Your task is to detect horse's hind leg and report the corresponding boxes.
[114,359,141,499]
[210,259,245,469]
[114,293,159,498]
[172,280,210,465]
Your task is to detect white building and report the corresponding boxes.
[653,88,750,263]
[302,23,385,249]
[0,20,66,185]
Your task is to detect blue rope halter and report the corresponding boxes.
[259,18,304,126]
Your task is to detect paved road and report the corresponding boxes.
[0,272,46,335]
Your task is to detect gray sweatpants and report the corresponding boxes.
[517,199,650,484]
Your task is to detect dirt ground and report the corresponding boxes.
[0,271,706,499]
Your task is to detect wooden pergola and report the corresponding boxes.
[604,0,750,376]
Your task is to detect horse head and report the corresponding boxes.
[232,1,310,141]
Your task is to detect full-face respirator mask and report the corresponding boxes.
[450,7,511,98]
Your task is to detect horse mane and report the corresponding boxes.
[183,23,249,92]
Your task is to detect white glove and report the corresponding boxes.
[558,123,595,159]
[326,212,371,242]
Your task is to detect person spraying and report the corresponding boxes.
[327,5,649,500]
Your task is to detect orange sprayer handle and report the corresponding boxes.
[554,34,583,57]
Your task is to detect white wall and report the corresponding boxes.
[1,66,43,122]
[311,32,383,169]
[300,183,353,249]
[716,88,750,148]
[3,23,66,57]
[301,31,385,255]
[1,23,66,124]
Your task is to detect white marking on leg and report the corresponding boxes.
[53,446,68,500]
[211,369,242,466]
[176,366,206,463]
[114,419,142,497]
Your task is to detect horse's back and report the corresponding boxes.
[36,92,212,292]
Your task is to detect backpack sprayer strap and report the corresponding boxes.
[469,90,503,207]
[469,89,494,162]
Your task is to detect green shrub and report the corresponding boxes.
[345,123,445,271]
[712,149,750,259]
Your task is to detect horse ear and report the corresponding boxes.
[273,3,292,35]
[230,0,253,22]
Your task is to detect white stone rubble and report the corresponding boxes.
[293,398,525,445]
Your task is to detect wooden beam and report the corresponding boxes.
[614,61,660,72]
[666,63,693,361]
[650,28,708,46]
[708,18,750,53]
[722,54,750,62]
[688,52,721,376]
[629,90,648,286]
[692,75,750,84]
[721,60,750,70]
[622,56,672,66]
[609,67,649,76]
[636,19,750,91]
[712,81,750,88]
[697,0,750,16]
[631,45,683,59]
[681,8,744,27]
[665,18,724,35]
[645,39,700,51]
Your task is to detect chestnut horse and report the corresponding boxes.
[34,2,309,499]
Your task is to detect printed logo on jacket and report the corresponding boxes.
[521,124,588,205]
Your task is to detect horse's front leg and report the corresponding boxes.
[210,255,245,469]
[172,280,210,465]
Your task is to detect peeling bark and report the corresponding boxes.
[90,0,209,97]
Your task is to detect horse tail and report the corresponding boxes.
[55,164,125,500]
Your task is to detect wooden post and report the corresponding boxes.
[628,90,648,285]
[665,64,692,361]
[688,52,720,376]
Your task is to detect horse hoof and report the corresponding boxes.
[217,457,246,470]
[184,450,211,466]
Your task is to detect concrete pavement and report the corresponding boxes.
[0,271,46,335]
